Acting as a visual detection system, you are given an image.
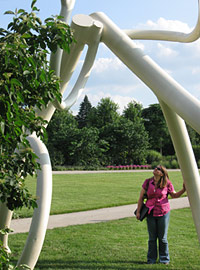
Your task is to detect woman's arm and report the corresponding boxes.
[170,183,186,198]
[136,188,146,220]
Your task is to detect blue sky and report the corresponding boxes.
[0,0,199,114]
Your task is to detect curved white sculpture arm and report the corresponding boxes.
[50,0,76,77]
[159,100,200,240]
[124,0,200,42]
[60,0,76,21]
[0,203,12,253]
[91,12,200,135]
[36,0,76,122]
[16,133,52,270]
[53,14,103,110]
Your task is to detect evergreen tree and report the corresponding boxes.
[76,95,92,128]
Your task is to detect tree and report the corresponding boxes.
[70,127,107,167]
[0,0,74,210]
[142,104,174,155]
[101,117,149,165]
[46,110,78,168]
[47,109,109,168]
[186,124,200,146]
[91,97,120,128]
[76,95,92,128]
[123,100,143,123]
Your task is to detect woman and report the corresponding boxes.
[136,165,186,265]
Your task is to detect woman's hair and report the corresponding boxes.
[157,165,169,188]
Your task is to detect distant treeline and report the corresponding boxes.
[46,95,200,170]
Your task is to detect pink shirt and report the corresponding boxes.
[142,177,175,217]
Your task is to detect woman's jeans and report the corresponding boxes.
[147,211,170,264]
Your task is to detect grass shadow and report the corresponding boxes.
[36,259,148,270]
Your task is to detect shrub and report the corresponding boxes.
[160,160,171,169]
[170,159,179,169]
[146,150,162,164]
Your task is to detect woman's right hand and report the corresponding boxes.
[136,211,140,220]
[136,188,146,220]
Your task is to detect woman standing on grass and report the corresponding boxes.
[136,165,186,265]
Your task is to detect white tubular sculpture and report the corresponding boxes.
[53,14,103,110]
[91,12,200,134]
[159,100,200,235]
[16,133,52,269]
[2,1,200,269]
[124,2,200,43]
[0,203,12,253]
[37,0,76,123]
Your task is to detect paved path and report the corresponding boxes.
[52,169,180,174]
[11,197,189,234]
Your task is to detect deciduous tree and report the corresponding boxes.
[47,110,78,168]
[123,100,143,123]
[92,97,120,128]
[142,104,174,155]
[0,0,74,210]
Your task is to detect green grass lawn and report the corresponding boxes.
[10,208,200,270]
[15,171,185,218]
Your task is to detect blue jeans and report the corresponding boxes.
[147,211,170,264]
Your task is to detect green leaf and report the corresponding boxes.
[22,33,32,39]
[56,15,64,20]
[44,18,54,23]
[35,17,42,25]
[11,78,22,87]
[31,0,37,9]
[17,9,25,14]
[4,10,15,15]
[32,6,40,12]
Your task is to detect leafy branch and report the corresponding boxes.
[0,0,74,211]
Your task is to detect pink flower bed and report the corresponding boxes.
[106,165,152,170]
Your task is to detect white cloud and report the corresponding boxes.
[143,17,191,32]
[157,42,178,58]
[92,57,124,73]
[111,95,139,113]
[135,17,192,61]
[143,17,200,57]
